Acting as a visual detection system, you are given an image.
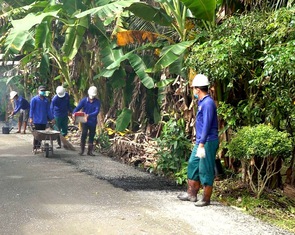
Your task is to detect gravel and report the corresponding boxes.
[59,153,294,235]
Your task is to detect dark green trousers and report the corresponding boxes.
[187,140,219,186]
[54,116,68,136]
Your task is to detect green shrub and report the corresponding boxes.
[96,130,111,150]
[227,124,292,160]
[226,124,292,198]
[156,117,192,184]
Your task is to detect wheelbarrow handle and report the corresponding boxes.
[29,123,36,131]
[48,121,56,129]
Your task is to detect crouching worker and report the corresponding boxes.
[177,74,219,206]
[9,91,30,134]
[72,86,100,156]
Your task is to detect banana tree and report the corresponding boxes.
[95,0,216,130]
[1,0,102,103]
[106,0,216,76]
[2,0,217,131]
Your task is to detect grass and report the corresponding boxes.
[213,178,295,234]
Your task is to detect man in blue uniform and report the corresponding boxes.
[29,85,55,150]
[50,86,72,148]
[178,74,219,206]
[9,91,30,134]
[72,86,100,156]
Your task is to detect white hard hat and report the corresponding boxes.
[88,86,97,98]
[191,74,209,87]
[10,91,18,99]
[56,86,66,98]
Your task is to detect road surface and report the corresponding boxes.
[0,130,293,235]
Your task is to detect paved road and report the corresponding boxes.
[0,133,194,235]
[0,130,293,235]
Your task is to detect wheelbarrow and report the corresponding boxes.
[31,129,60,157]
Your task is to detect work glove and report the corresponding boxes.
[196,146,206,158]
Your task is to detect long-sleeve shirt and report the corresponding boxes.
[73,97,100,127]
[50,93,71,118]
[29,95,53,125]
[13,96,30,115]
[196,95,218,145]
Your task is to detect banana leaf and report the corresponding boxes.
[75,0,139,26]
[179,0,216,21]
[154,40,195,71]
[4,10,60,55]
[127,2,173,26]
[100,51,155,89]
[62,17,89,60]
[116,108,132,132]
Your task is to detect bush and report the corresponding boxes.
[96,129,111,150]
[156,117,192,184]
[226,124,292,198]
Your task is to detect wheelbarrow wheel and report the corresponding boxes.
[44,143,50,158]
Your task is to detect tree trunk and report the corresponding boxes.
[266,157,283,189]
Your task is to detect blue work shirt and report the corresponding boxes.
[73,97,100,127]
[13,96,30,115]
[196,95,218,144]
[50,93,71,118]
[30,95,54,125]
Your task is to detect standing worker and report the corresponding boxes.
[9,91,30,134]
[178,74,219,206]
[29,85,55,150]
[50,86,72,148]
[72,86,100,156]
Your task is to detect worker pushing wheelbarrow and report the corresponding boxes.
[29,85,57,156]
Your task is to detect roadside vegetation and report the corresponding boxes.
[1,0,294,233]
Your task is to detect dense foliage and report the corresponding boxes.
[226,124,292,198]
[227,125,292,160]
[186,7,295,129]
[155,117,192,184]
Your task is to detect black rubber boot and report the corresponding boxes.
[56,136,61,149]
[79,142,85,156]
[87,144,95,156]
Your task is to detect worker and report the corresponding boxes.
[72,86,101,156]
[29,85,55,150]
[50,86,72,148]
[9,91,30,134]
[178,74,219,206]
